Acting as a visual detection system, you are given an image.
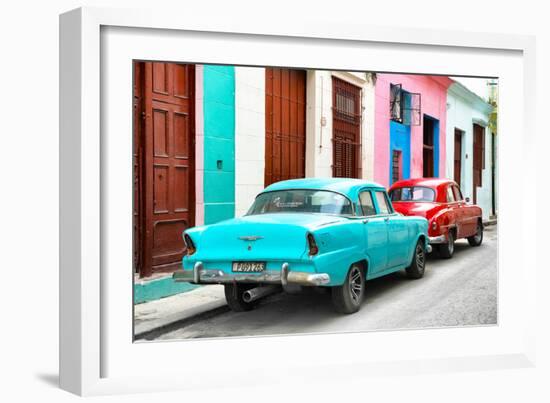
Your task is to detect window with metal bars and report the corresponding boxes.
[391,150,402,184]
[332,77,362,179]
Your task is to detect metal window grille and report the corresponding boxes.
[390,83,421,126]
[332,77,362,179]
[391,150,401,184]
[403,92,422,126]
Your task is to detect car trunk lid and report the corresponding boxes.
[195,213,346,261]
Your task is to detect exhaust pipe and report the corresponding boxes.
[242,285,280,303]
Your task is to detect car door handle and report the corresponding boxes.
[362,219,369,224]
[384,217,389,222]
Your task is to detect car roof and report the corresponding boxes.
[389,177,456,189]
[263,177,385,197]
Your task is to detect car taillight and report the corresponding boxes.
[183,233,196,256]
[307,233,319,256]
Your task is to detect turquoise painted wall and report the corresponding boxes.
[389,120,411,185]
[134,277,199,304]
[203,65,236,224]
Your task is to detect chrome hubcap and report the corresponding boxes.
[448,234,454,254]
[349,267,363,304]
[416,245,425,269]
[474,224,482,242]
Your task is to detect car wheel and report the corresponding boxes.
[406,239,426,279]
[438,230,455,259]
[224,283,258,312]
[467,221,483,246]
[331,264,364,314]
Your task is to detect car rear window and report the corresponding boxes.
[247,189,353,216]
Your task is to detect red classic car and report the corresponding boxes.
[388,178,483,258]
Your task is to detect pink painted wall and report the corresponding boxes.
[374,74,453,188]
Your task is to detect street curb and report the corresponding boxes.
[134,275,200,304]
[135,301,229,340]
[134,285,227,338]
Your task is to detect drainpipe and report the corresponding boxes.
[491,132,496,217]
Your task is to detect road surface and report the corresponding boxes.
[148,225,497,341]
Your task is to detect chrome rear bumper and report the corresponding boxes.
[172,261,331,286]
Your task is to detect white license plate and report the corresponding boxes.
[232,261,266,272]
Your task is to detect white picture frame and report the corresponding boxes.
[60,6,537,396]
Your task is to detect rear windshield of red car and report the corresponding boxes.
[389,186,435,202]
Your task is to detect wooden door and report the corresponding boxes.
[423,116,434,177]
[454,129,462,186]
[134,62,195,277]
[265,68,306,187]
[332,77,361,178]
[133,62,144,273]
[473,124,485,204]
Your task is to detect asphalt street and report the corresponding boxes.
[151,225,497,341]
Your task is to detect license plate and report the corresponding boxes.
[232,261,266,273]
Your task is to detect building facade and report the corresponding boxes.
[373,74,453,188]
[132,62,498,302]
[133,62,376,279]
[445,81,495,221]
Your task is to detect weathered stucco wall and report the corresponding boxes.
[202,65,236,224]
[374,74,452,188]
[234,66,266,217]
[446,82,493,220]
[305,70,375,180]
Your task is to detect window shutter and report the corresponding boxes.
[390,84,402,122]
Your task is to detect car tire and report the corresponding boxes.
[438,230,455,259]
[224,283,258,312]
[331,264,364,314]
[406,239,426,279]
[467,221,483,247]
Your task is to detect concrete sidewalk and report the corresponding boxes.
[134,285,227,338]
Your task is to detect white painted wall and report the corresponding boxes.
[446,83,494,220]
[305,70,375,180]
[234,66,266,217]
[236,68,376,217]
[306,70,333,177]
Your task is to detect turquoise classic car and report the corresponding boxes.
[173,178,430,314]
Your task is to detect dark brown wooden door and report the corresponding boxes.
[134,62,195,277]
[454,129,463,186]
[133,62,145,273]
[265,68,306,186]
[423,116,434,177]
[332,77,361,178]
[473,124,485,204]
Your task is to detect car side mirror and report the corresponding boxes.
[465,197,470,203]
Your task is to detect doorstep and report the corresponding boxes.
[134,272,200,304]
[134,284,226,337]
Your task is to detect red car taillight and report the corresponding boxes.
[307,233,319,256]
[183,233,196,256]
